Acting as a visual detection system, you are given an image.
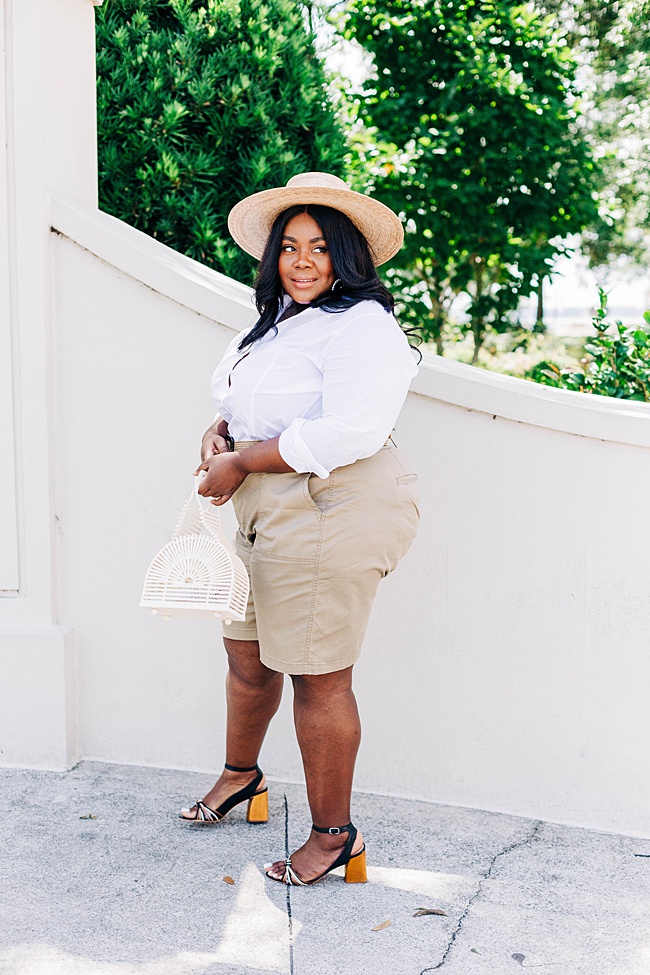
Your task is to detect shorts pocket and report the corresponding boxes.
[396,470,421,520]
[304,471,336,516]
[254,473,322,563]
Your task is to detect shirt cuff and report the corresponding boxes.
[279,419,331,479]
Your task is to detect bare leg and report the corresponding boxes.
[180,638,283,817]
[266,666,364,880]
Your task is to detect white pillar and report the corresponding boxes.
[0,0,99,768]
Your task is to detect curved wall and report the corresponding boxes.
[50,199,650,837]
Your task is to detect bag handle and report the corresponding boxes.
[173,473,224,539]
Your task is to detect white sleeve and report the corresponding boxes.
[278,308,418,478]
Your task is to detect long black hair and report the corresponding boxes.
[238,204,396,351]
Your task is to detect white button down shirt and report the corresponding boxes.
[211,299,418,478]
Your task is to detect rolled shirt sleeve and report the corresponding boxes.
[278,308,418,478]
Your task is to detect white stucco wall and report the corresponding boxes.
[0,0,98,768]
[2,0,650,838]
[45,200,650,838]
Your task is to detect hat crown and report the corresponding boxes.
[228,171,403,266]
[286,172,350,192]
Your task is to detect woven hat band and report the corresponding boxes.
[227,171,404,266]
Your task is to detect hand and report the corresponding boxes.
[201,430,230,463]
[194,452,247,506]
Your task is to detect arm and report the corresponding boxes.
[200,416,231,461]
[195,436,293,506]
[197,309,416,500]
[278,310,418,477]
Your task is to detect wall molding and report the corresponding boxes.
[51,197,650,449]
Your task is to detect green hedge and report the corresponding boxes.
[96,0,347,284]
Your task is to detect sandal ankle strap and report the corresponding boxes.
[312,821,354,835]
[224,763,260,773]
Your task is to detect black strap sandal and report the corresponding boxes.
[266,822,367,885]
[179,764,268,825]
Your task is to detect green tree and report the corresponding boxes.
[96,0,347,284]
[539,0,650,268]
[344,0,600,360]
[582,0,650,268]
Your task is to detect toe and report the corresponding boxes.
[265,859,286,880]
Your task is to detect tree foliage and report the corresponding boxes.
[582,0,649,267]
[344,0,601,359]
[96,0,347,283]
[536,0,650,267]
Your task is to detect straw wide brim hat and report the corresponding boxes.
[227,172,404,266]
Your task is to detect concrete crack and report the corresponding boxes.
[420,820,543,973]
[283,793,296,975]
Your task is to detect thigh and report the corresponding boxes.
[223,636,279,686]
[249,446,419,675]
[221,508,259,643]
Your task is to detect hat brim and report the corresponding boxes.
[227,185,403,266]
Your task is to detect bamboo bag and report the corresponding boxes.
[140,474,249,623]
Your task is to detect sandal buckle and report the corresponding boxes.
[328,827,341,834]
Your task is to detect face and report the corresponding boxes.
[278,212,335,304]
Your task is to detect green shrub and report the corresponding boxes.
[527,291,650,401]
[96,0,347,284]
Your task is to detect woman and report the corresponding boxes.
[179,173,420,887]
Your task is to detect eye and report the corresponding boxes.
[313,245,328,253]
[281,244,296,253]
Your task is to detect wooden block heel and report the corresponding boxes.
[179,763,268,825]
[344,847,367,884]
[265,821,367,886]
[246,788,269,823]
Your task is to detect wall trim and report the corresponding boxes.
[51,197,257,332]
[51,197,650,449]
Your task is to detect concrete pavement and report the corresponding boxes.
[1,762,648,975]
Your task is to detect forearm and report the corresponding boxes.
[196,435,293,506]
[235,437,293,474]
[204,415,229,439]
[201,416,230,462]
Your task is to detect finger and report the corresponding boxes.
[194,460,210,475]
[210,494,232,507]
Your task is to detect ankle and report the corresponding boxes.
[310,828,349,852]
[222,767,255,778]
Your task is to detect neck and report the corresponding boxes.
[277,299,311,323]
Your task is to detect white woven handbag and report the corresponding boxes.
[140,474,249,623]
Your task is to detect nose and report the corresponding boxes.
[293,249,313,268]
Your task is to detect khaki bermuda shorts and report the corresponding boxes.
[224,441,420,675]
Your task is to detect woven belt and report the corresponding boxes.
[232,440,262,451]
[231,438,394,451]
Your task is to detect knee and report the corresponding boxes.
[229,664,282,695]
[224,639,282,692]
[292,670,353,707]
